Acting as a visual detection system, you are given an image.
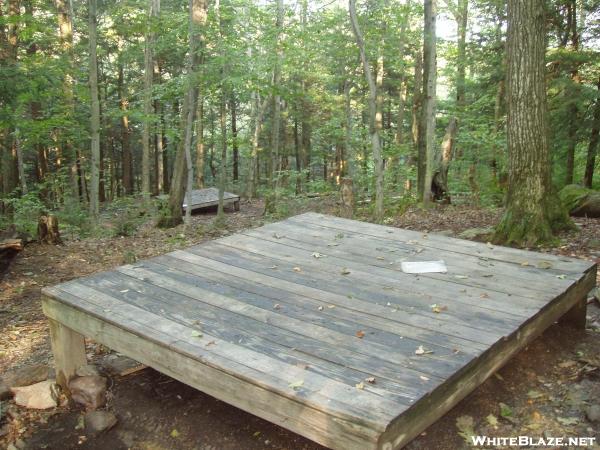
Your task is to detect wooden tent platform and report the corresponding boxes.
[42,213,596,450]
[182,187,240,213]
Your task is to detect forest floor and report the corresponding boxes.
[1,196,600,450]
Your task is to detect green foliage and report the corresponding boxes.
[0,191,46,236]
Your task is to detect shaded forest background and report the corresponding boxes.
[0,0,599,237]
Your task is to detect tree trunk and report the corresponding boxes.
[349,0,384,222]
[55,0,80,201]
[38,215,62,245]
[248,94,268,198]
[118,61,133,195]
[217,95,227,221]
[455,0,468,108]
[583,78,600,188]
[564,0,579,186]
[195,93,205,188]
[141,0,160,196]
[88,0,101,217]
[269,0,283,188]
[230,95,238,182]
[431,117,457,203]
[162,0,207,228]
[419,0,437,204]
[495,0,571,246]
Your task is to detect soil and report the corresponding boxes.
[1,198,599,450]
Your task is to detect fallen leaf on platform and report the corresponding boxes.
[415,345,433,355]
[486,242,494,249]
[521,261,530,266]
[356,330,365,338]
[272,233,284,239]
[191,331,203,338]
[293,267,302,272]
[455,275,469,279]
[419,375,429,381]
[273,304,281,310]
[288,380,304,390]
[268,265,278,270]
[318,306,323,311]
[311,252,325,258]
[341,268,351,275]
[537,261,553,269]
[376,256,385,260]
[365,377,376,384]
[355,382,364,390]
[556,274,566,279]
[430,304,447,313]
[480,293,489,299]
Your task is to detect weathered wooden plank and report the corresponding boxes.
[377,266,596,450]
[44,285,404,426]
[254,220,577,296]
[190,242,516,341]
[80,271,433,402]
[183,188,240,211]
[236,226,548,313]
[116,262,466,381]
[42,295,382,450]
[169,249,491,350]
[156,253,486,356]
[293,213,594,274]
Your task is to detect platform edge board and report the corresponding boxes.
[376,264,596,450]
[41,295,384,450]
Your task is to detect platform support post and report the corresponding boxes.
[48,316,87,389]
[558,296,587,329]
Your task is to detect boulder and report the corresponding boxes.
[3,364,49,388]
[559,185,600,218]
[69,375,107,410]
[11,380,58,409]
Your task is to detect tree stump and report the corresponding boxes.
[38,215,62,245]
[340,178,354,219]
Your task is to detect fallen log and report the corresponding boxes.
[0,237,23,276]
[559,184,600,218]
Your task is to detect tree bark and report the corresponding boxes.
[141,0,160,196]
[495,0,571,246]
[162,0,207,227]
[349,0,384,222]
[118,60,133,195]
[269,0,283,187]
[419,0,437,204]
[88,0,101,217]
[231,95,238,182]
[583,78,600,188]
[432,117,457,202]
[195,93,205,188]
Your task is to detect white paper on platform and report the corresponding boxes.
[400,260,447,274]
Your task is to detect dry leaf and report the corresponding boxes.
[521,261,530,266]
[376,256,385,260]
[355,382,365,390]
[430,304,447,313]
[415,345,433,355]
[288,380,304,390]
[356,330,365,338]
[480,293,489,299]
[293,267,302,272]
[317,306,323,311]
[365,377,376,384]
[269,265,278,270]
[419,375,430,381]
[273,304,281,310]
[312,252,325,259]
[191,330,203,338]
[341,268,351,275]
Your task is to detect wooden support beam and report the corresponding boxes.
[558,295,587,329]
[45,303,87,390]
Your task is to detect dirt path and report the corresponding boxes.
[1,201,599,450]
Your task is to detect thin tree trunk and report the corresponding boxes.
[118,61,133,195]
[15,129,26,195]
[195,93,205,188]
[419,0,437,204]
[349,0,384,222]
[344,79,356,181]
[217,95,227,220]
[564,0,579,186]
[432,117,457,202]
[269,0,283,188]
[55,0,80,201]
[88,0,101,217]
[583,78,600,188]
[231,95,238,182]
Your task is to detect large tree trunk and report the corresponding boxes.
[495,0,571,246]
[418,0,437,204]
[162,0,207,228]
[583,78,600,188]
[88,0,100,217]
[349,0,384,222]
[432,117,457,203]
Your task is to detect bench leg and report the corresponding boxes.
[558,296,587,329]
[48,318,87,389]
[234,200,240,211]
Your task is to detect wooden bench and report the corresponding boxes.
[42,212,596,449]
